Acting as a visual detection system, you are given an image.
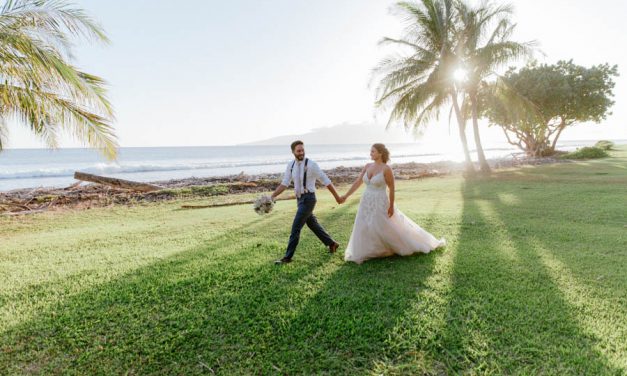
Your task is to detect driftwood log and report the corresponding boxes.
[74,172,163,192]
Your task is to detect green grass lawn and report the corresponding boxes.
[1,148,626,375]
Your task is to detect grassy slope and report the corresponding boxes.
[1,148,626,375]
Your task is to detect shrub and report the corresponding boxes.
[560,146,609,160]
[594,140,614,150]
[159,185,229,197]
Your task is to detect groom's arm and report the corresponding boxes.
[271,163,292,201]
[313,162,342,204]
[325,183,342,204]
[270,184,287,201]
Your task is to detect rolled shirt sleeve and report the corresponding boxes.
[281,162,292,186]
[311,161,332,186]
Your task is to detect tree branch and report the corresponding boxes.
[550,118,567,150]
[501,127,524,151]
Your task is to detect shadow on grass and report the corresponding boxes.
[1,212,295,374]
[2,196,438,374]
[7,167,621,374]
[432,177,623,374]
[252,193,448,373]
[486,169,627,372]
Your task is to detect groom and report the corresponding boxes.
[270,140,342,264]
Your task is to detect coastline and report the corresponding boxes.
[0,153,569,215]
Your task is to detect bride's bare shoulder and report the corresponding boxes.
[357,163,371,177]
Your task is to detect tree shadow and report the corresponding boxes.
[485,168,627,372]
[433,178,623,374]
[0,191,449,374]
[251,193,449,373]
[1,198,380,374]
[1,211,306,373]
[8,169,621,374]
[262,242,441,373]
[0,209,274,332]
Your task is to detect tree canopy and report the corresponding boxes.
[483,60,618,156]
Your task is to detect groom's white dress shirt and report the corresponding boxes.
[281,158,331,197]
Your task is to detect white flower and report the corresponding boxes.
[253,195,274,215]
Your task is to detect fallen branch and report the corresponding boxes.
[181,195,295,209]
[64,181,82,190]
[1,203,32,211]
[2,209,47,216]
[74,172,163,192]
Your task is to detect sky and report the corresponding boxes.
[5,0,627,149]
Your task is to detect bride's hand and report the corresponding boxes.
[338,195,347,204]
[387,206,394,217]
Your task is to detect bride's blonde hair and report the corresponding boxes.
[372,143,390,163]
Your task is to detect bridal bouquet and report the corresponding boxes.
[253,195,275,215]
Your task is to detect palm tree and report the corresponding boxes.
[0,0,116,159]
[373,0,475,174]
[454,1,534,173]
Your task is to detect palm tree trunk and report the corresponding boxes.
[469,92,491,173]
[451,93,475,174]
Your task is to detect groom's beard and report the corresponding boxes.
[295,154,305,161]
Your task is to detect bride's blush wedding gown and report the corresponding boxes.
[344,171,446,264]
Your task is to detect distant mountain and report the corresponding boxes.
[243,122,416,145]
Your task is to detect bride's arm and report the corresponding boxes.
[384,166,395,217]
[341,165,368,202]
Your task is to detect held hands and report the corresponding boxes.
[336,195,347,204]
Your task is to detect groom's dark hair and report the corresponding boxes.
[291,140,304,152]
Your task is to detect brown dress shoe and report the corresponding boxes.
[274,257,292,265]
[329,242,339,254]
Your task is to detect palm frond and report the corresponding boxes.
[480,75,544,128]
[374,1,461,136]
[373,56,436,100]
[0,82,117,157]
[472,40,535,75]
[412,90,449,129]
[0,0,109,44]
[381,62,451,131]
[0,0,116,158]
[378,36,436,60]
[395,0,453,54]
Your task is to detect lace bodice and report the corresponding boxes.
[360,171,389,226]
[363,171,387,191]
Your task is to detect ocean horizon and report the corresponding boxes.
[1,139,624,192]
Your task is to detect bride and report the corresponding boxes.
[340,143,445,264]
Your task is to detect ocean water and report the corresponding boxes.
[0,140,619,191]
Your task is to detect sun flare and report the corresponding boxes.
[453,68,468,82]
